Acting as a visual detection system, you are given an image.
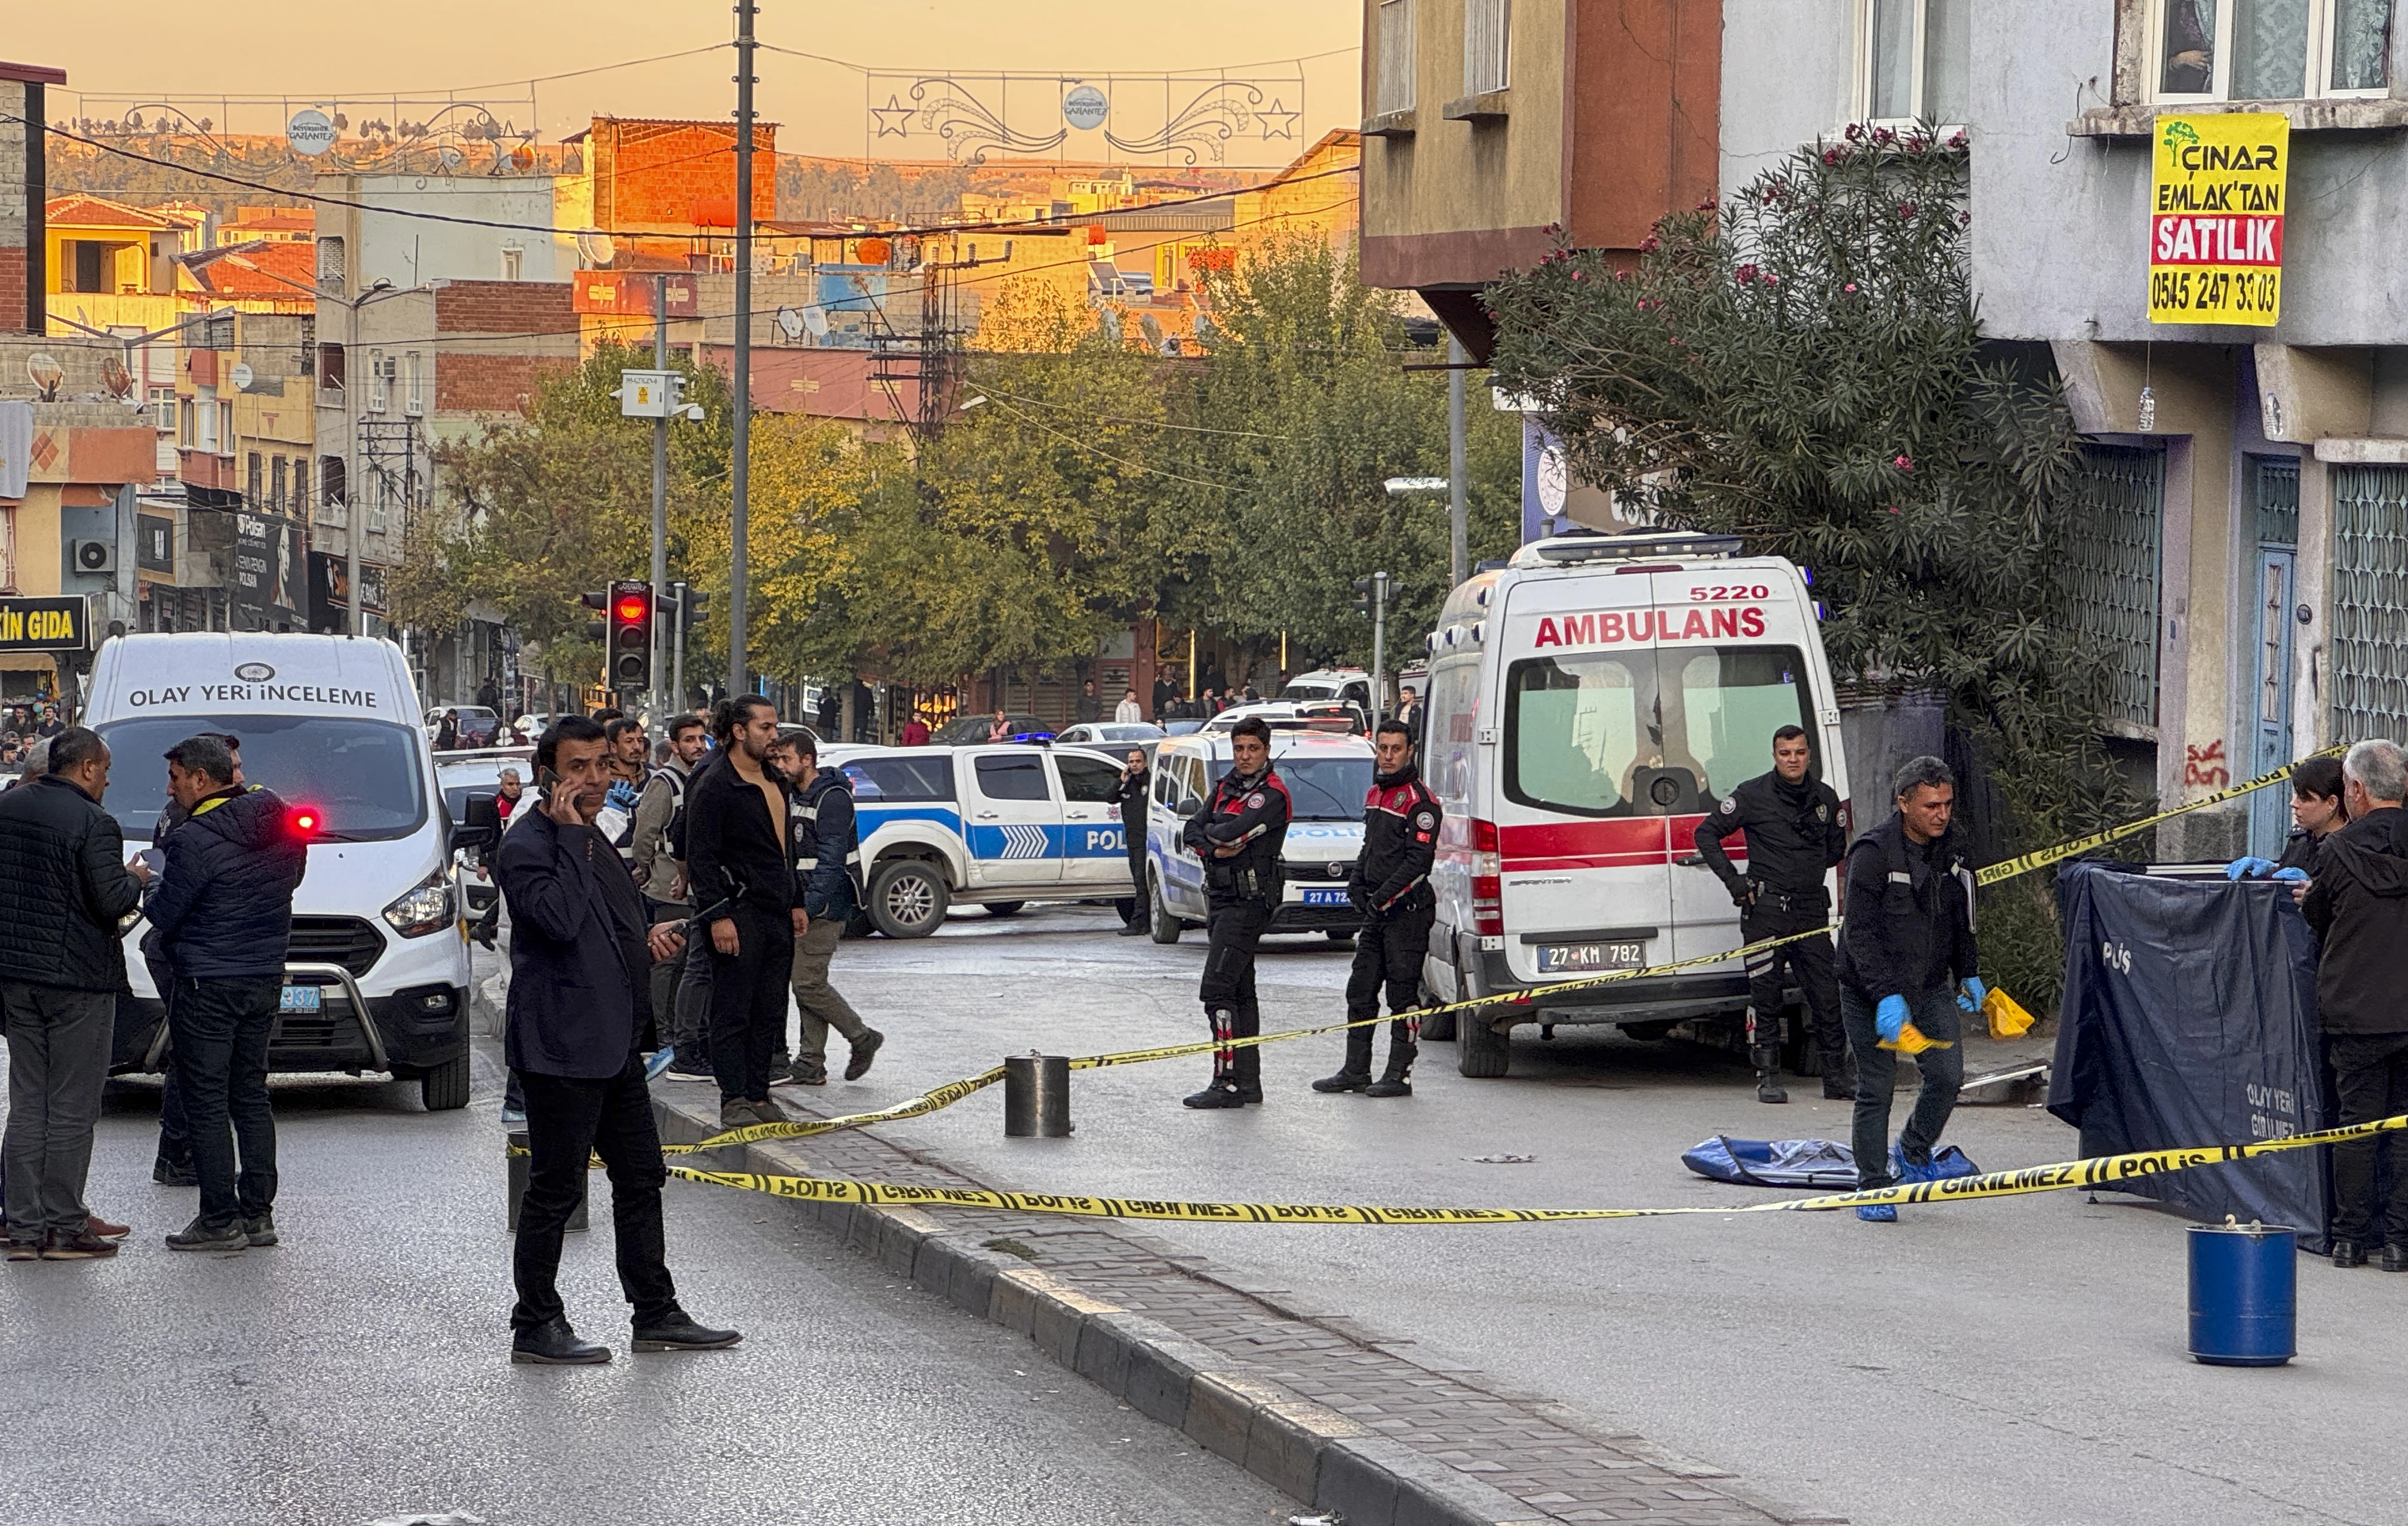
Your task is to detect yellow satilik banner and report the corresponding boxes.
[2149,112,2287,326]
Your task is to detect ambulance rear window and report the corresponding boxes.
[1504,647,1814,818]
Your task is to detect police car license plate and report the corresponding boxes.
[1300,888,1349,906]
[1536,941,1647,974]
[279,984,322,1014]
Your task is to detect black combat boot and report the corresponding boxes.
[1751,1045,1789,1104]
[1313,1026,1376,1093]
[1365,1040,1417,1099]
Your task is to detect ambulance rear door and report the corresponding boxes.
[1648,564,1835,969]
[1491,568,1675,987]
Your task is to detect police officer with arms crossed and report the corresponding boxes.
[1314,719,1439,1098]
[1692,725,1852,1103]
[1182,716,1291,1109]
[1836,755,1981,1223]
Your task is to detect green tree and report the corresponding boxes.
[1483,124,2143,1007]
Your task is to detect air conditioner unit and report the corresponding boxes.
[73,539,116,574]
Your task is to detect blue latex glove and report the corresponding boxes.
[604,778,640,813]
[2271,866,2310,884]
[1875,993,1909,1043]
[1958,976,1988,1013]
[2226,856,2277,880]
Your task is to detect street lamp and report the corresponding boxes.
[345,278,397,638]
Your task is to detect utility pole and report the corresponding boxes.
[672,579,689,710]
[1371,572,1389,731]
[728,0,757,698]
[650,272,669,722]
[1447,334,1469,589]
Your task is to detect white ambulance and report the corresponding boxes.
[82,633,485,1109]
[1417,530,1850,1078]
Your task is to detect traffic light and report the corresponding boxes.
[582,589,608,644]
[1352,576,1374,615]
[609,579,652,691]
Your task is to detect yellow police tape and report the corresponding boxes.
[661,1112,2408,1224]
[659,745,2341,1160]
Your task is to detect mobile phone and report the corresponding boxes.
[538,766,560,791]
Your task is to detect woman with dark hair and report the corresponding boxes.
[2228,755,2348,881]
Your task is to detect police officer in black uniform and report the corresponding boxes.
[1691,724,1851,1103]
[1181,716,1291,1109]
[1314,719,1439,1098]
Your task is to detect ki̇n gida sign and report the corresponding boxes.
[2151,112,2287,326]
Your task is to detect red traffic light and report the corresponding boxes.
[614,594,649,622]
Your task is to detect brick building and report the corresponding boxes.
[0,61,62,336]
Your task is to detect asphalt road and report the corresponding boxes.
[794,900,2408,1526]
[0,1016,1291,1526]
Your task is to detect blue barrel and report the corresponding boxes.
[2187,1222,2295,1367]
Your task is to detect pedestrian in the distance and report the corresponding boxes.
[987,709,1012,743]
[1151,676,1178,723]
[2299,739,2408,1270]
[901,711,931,747]
[494,767,524,823]
[1077,679,1103,725]
[1835,755,1980,1223]
[1113,747,1152,936]
[1182,716,1291,1109]
[145,733,308,1253]
[494,716,740,1364]
[1691,725,1852,1103]
[435,710,460,750]
[1314,719,1438,1098]
[683,696,803,1129]
[0,728,149,1260]
[635,715,708,1079]
[148,731,245,1188]
[768,733,883,1085]
[1114,690,1142,725]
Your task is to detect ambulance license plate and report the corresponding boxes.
[1300,888,1350,906]
[279,984,322,1013]
[1536,941,1647,974]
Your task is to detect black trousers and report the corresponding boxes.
[1742,898,1845,1065]
[511,1054,680,1332]
[1121,810,1148,922]
[2329,1031,2408,1245]
[645,896,691,1057]
[708,906,794,1103]
[1839,986,1964,1189]
[1200,898,1273,1090]
[1341,902,1432,1075]
[172,974,283,1230]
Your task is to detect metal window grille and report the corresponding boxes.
[2329,463,2408,744]
[2252,455,2299,546]
[2068,443,2167,731]
[1377,0,1417,114]
[1465,0,1510,94]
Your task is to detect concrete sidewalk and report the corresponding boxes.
[648,1083,1844,1526]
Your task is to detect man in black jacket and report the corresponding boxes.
[1181,717,1291,1109]
[2300,739,2408,1270]
[145,734,308,1253]
[1835,755,1981,1224]
[683,696,804,1129]
[1692,725,1852,1103]
[0,728,148,1261]
[496,716,740,1364]
[1315,720,1438,1099]
[1113,748,1151,936]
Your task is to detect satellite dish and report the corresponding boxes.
[1098,309,1122,345]
[576,232,616,268]
[1193,314,1220,349]
[801,305,831,338]
[1139,313,1166,352]
[229,362,256,391]
[776,306,805,340]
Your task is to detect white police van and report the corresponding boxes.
[1418,530,1850,1078]
[832,743,1144,936]
[83,633,488,1109]
[1144,729,1376,942]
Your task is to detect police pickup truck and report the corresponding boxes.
[833,743,1142,936]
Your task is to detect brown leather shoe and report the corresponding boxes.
[88,1215,129,1242]
[40,1229,120,1260]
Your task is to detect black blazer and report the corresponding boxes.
[496,805,655,1079]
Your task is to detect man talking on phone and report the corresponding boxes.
[494,716,740,1364]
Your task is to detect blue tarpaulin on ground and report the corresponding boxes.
[2048,862,2331,1249]
[1680,1136,1978,1189]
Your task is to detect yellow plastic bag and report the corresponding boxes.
[1984,987,2037,1041]
[1878,1020,1955,1054]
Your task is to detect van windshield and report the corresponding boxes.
[96,714,428,842]
[1504,647,1814,819]
[1271,757,1374,820]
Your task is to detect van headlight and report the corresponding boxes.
[382,864,457,937]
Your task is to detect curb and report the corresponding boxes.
[649,1093,1835,1526]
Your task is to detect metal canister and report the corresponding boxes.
[1003,1053,1073,1138]
[506,1130,589,1235]
[2187,1219,2295,1367]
